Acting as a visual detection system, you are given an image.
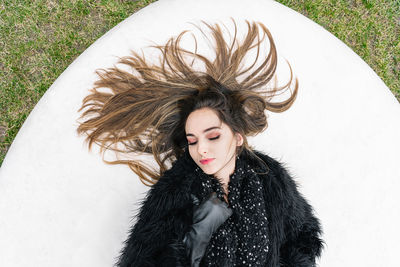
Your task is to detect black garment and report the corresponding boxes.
[194,156,269,266]
[116,149,324,267]
[183,192,233,267]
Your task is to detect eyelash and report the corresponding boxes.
[188,135,220,146]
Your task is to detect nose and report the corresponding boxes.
[197,139,208,156]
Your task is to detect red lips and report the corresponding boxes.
[200,158,215,165]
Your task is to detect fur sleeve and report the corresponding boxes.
[115,169,193,267]
[278,171,324,267]
[254,151,324,267]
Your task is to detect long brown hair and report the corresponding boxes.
[77,20,298,186]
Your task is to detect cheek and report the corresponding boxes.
[188,146,197,160]
[217,137,236,153]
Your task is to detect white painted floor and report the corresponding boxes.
[1,0,399,266]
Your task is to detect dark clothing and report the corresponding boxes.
[194,155,269,266]
[116,149,324,267]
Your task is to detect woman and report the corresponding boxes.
[77,21,324,266]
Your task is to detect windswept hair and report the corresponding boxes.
[77,20,298,186]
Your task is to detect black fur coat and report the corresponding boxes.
[116,149,323,266]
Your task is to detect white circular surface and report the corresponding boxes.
[1,0,399,266]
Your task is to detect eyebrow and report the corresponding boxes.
[186,126,221,137]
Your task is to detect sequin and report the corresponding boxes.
[195,155,270,266]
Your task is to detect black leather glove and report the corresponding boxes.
[183,192,233,267]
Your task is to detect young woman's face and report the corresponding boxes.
[185,108,243,180]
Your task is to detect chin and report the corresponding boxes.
[203,170,215,175]
[198,165,217,176]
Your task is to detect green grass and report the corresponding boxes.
[276,0,400,99]
[0,0,156,165]
[0,0,399,166]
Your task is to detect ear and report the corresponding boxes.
[235,133,244,146]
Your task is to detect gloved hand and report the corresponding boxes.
[183,192,233,267]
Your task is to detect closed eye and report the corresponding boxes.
[187,135,220,146]
[209,135,220,140]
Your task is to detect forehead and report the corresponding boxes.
[185,108,222,133]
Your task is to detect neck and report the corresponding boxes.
[214,153,237,188]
